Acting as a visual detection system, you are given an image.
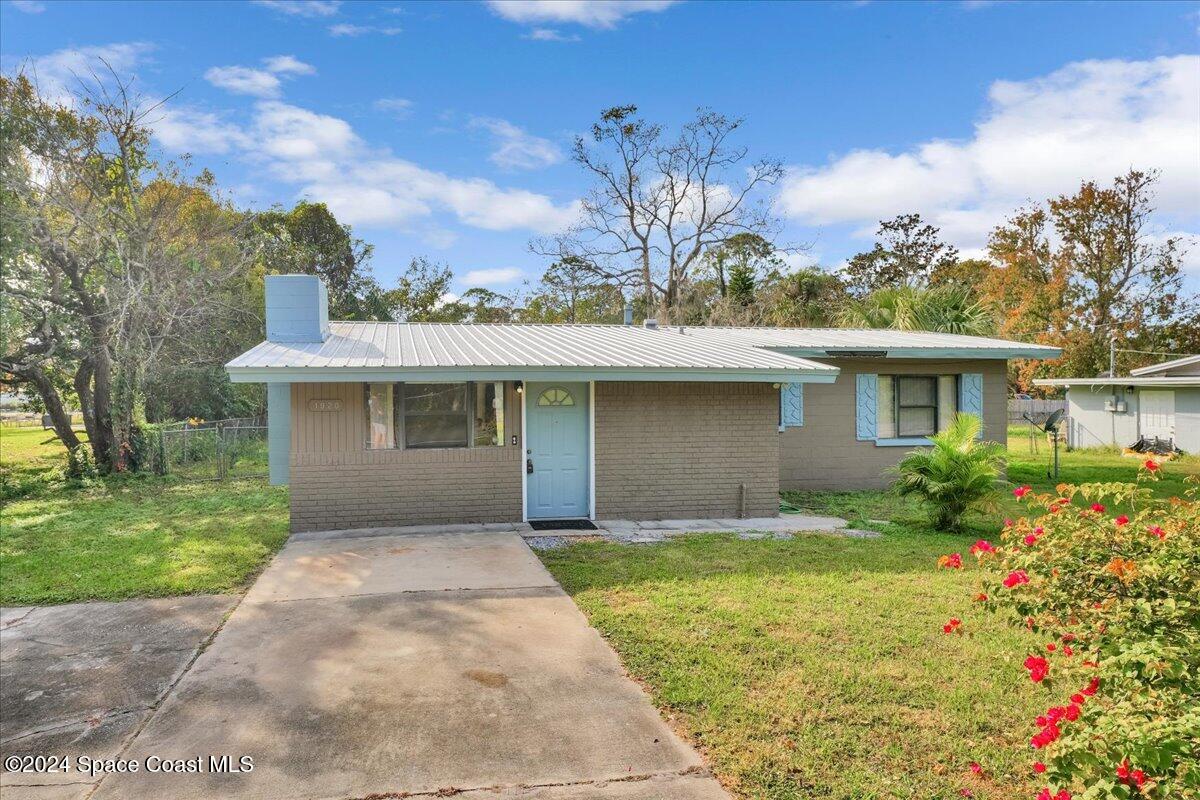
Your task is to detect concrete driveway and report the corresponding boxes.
[91,530,729,800]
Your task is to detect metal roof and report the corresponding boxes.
[1129,354,1200,376]
[226,322,1059,383]
[226,322,841,383]
[1034,376,1200,388]
[683,327,1062,359]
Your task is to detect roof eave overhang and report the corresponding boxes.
[768,346,1063,360]
[1033,377,1200,387]
[225,365,840,384]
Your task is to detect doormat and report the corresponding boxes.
[528,519,598,531]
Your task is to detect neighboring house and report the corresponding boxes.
[226,276,1059,532]
[1035,355,1200,452]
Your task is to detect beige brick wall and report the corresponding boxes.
[779,359,1009,491]
[594,382,780,519]
[288,382,521,532]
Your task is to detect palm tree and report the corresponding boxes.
[839,284,996,335]
[891,414,1005,531]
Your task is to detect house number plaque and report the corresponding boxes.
[306,399,343,412]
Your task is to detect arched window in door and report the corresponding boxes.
[536,387,575,407]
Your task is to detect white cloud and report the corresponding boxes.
[524,28,581,42]
[262,54,316,75]
[204,56,317,97]
[462,267,524,286]
[470,117,563,170]
[374,97,414,118]
[151,107,251,154]
[328,23,402,36]
[11,1,46,13]
[18,42,154,101]
[486,0,678,29]
[204,65,282,98]
[253,0,341,17]
[778,56,1200,250]
[166,100,579,234]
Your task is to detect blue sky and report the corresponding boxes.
[3,0,1198,294]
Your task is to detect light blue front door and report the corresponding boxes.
[526,382,589,519]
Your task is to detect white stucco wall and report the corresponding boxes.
[1067,386,1138,448]
[1066,385,1200,453]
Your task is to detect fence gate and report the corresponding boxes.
[157,417,267,480]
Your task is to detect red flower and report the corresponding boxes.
[975,592,988,602]
[1004,518,1015,527]
[969,539,995,556]
[943,618,962,634]
[1114,515,1129,527]
[1046,643,1056,652]
[1056,793,1071,800]
[1064,703,1081,721]
[1062,645,1073,657]
[1024,655,1050,683]
[1116,759,1147,788]
[1069,693,1085,705]
[1033,762,1047,774]
[938,553,963,569]
[969,761,982,774]
[1013,485,1032,498]
[1143,459,1159,471]
[1003,570,1030,588]
[1090,503,1106,513]
[1024,534,1039,546]
[1149,525,1166,539]
[1081,676,1100,696]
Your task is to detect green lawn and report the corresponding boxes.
[0,427,288,605]
[538,433,1197,800]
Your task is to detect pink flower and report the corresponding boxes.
[938,553,963,569]
[969,539,995,556]
[1013,485,1032,499]
[1024,655,1050,683]
[969,761,982,774]
[1024,534,1039,546]
[1033,762,1046,774]
[1003,570,1030,588]
[1149,525,1166,539]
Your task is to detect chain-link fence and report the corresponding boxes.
[151,417,267,480]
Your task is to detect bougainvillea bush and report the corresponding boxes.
[940,462,1199,799]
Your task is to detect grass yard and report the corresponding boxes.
[0,426,288,605]
[538,432,1197,800]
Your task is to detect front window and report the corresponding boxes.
[403,383,469,448]
[365,382,506,450]
[877,375,958,438]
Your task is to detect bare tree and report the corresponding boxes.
[1,68,257,469]
[533,106,786,319]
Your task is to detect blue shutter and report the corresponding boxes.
[856,374,877,440]
[780,383,803,427]
[267,382,291,485]
[959,373,984,438]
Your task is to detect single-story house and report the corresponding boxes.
[227,275,1059,532]
[1034,355,1200,452]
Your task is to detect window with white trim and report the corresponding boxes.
[364,382,506,450]
[877,375,959,438]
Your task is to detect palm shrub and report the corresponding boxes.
[891,413,1004,530]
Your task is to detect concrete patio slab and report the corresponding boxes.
[92,530,729,800]
[0,596,236,799]
[243,530,559,604]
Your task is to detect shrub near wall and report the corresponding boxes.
[938,463,1199,799]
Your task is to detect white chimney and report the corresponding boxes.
[265,274,329,343]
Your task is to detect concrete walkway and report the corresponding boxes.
[289,513,851,544]
[91,530,731,800]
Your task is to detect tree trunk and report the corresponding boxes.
[89,339,117,471]
[20,365,82,451]
[74,358,97,448]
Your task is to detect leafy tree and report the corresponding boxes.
[520,257,625,323]
[254,201,381,320]
[891,414,1004,531]
[984,170,1193,390]
[759,267,847,327]
[534,105,785,317]
[379,257,458,322]
[0,71,257,469]
[838,285,996,335]
[843,213,960,296]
